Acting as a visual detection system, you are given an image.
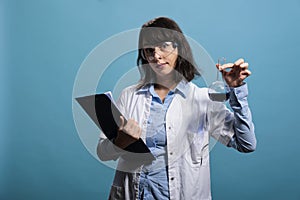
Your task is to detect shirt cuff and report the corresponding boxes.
[229,82,249,108]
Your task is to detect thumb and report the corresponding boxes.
[119,116,125,130]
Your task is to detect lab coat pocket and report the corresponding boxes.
[187,132,208,167]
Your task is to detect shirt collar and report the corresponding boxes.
[174,80,189,98]
[135,84,149,93]
[135,80,189,98]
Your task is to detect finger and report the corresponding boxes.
[234,58,245,66]
[240,62,249,69]
[133,126,141,138]
[136,127,142,138]
[132,130,141,140]
[125,119,134,129]
[220,63,234,72]
[241,69,252,76]
[126,120,140,139]
[126,119,138,131]
[215,61,227,69]
[119,116,125,130]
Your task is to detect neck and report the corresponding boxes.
[155,77,177,91]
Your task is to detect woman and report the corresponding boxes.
[97,17,256,200]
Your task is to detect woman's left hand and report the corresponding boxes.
[218,58,251,88]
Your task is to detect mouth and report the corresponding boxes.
[156,62,168,68]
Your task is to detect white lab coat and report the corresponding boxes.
[97,81,255,200]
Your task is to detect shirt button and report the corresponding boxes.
[170,152,173,155]
[168,126,171,130]
[171,177,175,181]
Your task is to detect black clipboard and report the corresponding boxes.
[75,93,155,160]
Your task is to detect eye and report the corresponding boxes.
[161,42,172,49]
[144,48,155,54]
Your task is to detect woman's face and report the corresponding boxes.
[143,41,178,79]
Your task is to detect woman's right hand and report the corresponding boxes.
[114,116,142,149]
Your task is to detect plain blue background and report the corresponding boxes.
[1,0,300,199]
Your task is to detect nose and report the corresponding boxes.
[153,47,163,60]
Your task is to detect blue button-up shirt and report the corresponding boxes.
[138,82,187,200]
